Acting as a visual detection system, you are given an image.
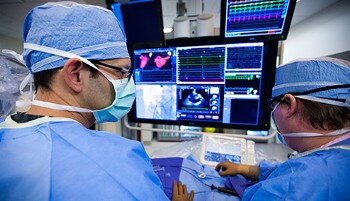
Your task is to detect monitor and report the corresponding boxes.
[128,40,278,130]
[109,0,165,50]
[220,0,296,41]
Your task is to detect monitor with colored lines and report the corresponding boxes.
[128,41,278,130]
[221,0,296,41]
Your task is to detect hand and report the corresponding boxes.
[172,180,194,201]
[215,161,240,176]
[216,161,260,180]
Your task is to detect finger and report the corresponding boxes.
[173,180,179,194]
[215,164,222,171]
[183,184,188,196]
[218,170,229,176]
[178,181,183,194]
[189,190,195,200]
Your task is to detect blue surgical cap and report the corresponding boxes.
[22,1,129,73]
[272,57,350,106]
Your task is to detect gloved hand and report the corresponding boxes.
[172,180,194,201]
[215,161,241,176]
[216,161,260,181]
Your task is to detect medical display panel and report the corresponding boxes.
[221,0,296,41]
[129,41,277,130]
[200,134,248,166]
[110,0,164,49]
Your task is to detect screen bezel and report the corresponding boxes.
[127,38,278,131]
[219,0,296,42]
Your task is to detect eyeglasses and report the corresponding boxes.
[89,60,133,80]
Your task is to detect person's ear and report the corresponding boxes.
[284,94,297,117]
[62,58,86,93]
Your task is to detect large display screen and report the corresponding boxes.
[128,41,278,130]
[221,0,296,41]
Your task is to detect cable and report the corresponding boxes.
[153,164,239,196]
[210,184,239,196]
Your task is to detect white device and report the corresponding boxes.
[200,134,253,167]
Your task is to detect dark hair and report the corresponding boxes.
[33,64,99,91]
[298,98,350,130]
[33,68,61,91]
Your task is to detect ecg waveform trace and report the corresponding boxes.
[136,69,174,82]
[225,73,261,95]
[226,0,287,35]
[226,45,263,70]
[177,47,225,83]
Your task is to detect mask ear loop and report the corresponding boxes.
[16,73,35,110]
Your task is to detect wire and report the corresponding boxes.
[153,164,239,196]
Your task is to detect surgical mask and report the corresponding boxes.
[22,43,136,123]
[271,116,286,145]
[270,101,286,145]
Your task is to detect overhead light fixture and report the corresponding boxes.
[163,27,173,33]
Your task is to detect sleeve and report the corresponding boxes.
[258,161,280,181]
[242,157,330,201]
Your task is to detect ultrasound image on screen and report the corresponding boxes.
[178,88,209,109]
[176,86,221,121]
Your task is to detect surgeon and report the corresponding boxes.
[0,2,176,200]
[216,57,350,200]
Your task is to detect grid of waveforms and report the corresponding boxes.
[224,43,263,96]
[176,46,225,83]
[226,0,288,36]
[226,45,263,71]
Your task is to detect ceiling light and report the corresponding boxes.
[163,27,173,33]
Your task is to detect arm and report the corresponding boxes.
[172,181,194,201]
[215,161,260,181]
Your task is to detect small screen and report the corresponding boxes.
[221,0,296,41]
[129,41,277,130]
[110,0,164,49]
[200,135,246,166]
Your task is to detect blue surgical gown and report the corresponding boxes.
[243,139,350,201]
[0,116,169,201]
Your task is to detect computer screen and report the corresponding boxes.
[128,41,278,130]
[109,0,164,49]
[220,0,296,41]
